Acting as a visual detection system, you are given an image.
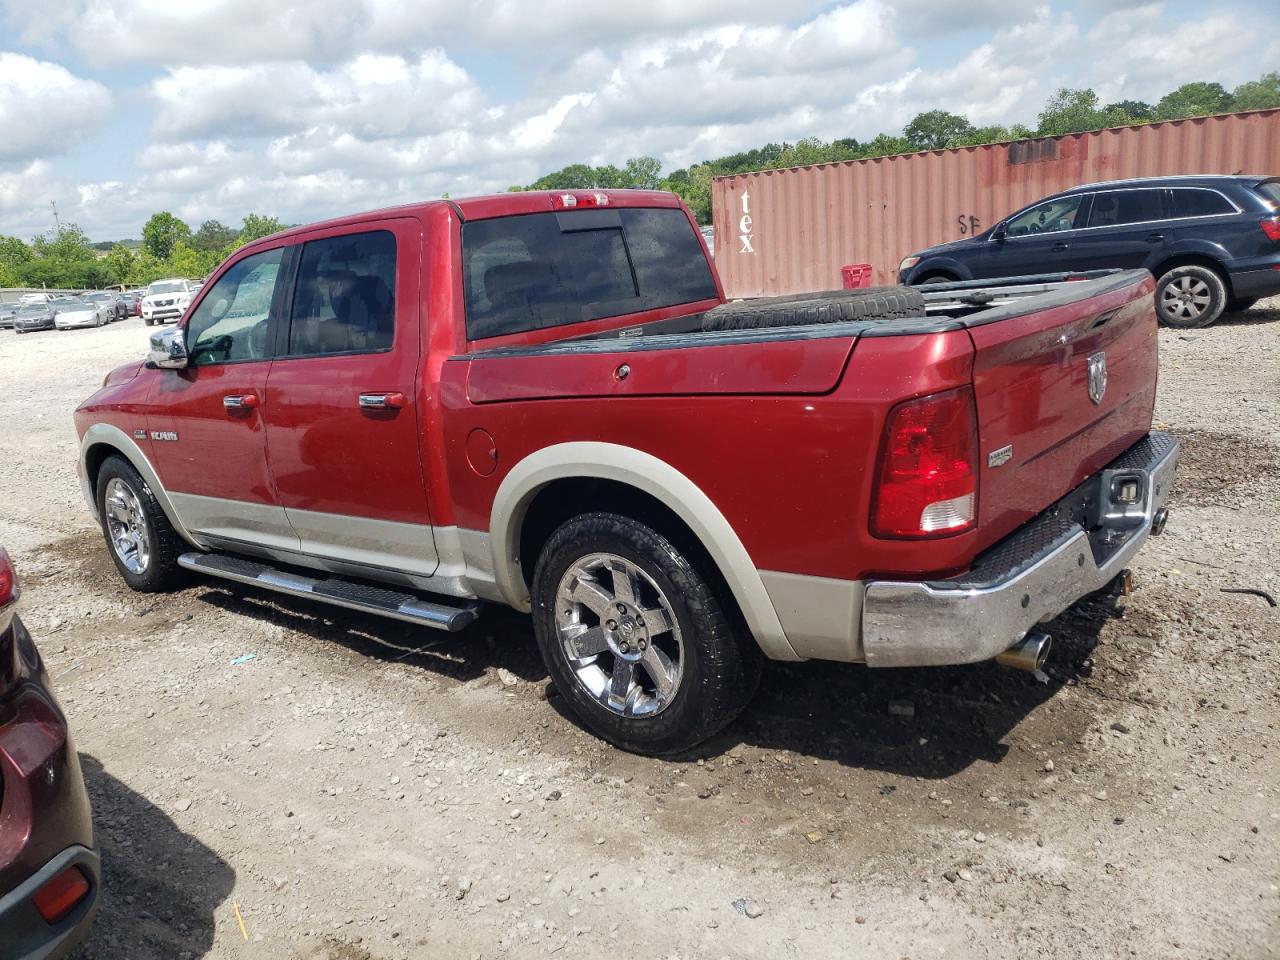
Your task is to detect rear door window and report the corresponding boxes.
[285,230,397,357]
[1086,189,1167,228]
[1169,189,1236,218]
[463,207,716,340]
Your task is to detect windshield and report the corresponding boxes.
[17,304,49,315]
[149,281,186,294]
[58,298,89,308]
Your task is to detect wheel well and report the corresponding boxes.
[83,442,122,496]
[1149,255,1233,297]
[517,477,736,608]
[916,270,959,284]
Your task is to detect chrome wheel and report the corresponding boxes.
[1161,275,1211,323]
[555,553,684,718]
[104,477,150,574]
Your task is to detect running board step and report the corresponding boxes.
[177,552,480,632]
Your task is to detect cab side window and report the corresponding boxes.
[286,231,397,357]
[186,248,284,367]
[1005,195,1086,236]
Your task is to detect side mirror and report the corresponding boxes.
[991,224,1008,242]
[148,326,189,369]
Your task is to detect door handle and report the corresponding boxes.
[358,392,406,410]
[1051,241,1070,252]
[1145,233,1165,243]
[223,394,259,411]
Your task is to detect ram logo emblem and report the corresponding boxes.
[1087,351,1107,406]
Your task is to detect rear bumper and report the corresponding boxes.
[1226,261,1280,300]
[861,431,1179,668]
[0,845,100,960]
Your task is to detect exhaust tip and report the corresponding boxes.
[1151,507,1169,536]
[996,631,1052,673]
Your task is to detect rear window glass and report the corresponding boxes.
[462,208,717,340]
[1254,180,1280,205]
[1087,189,1166,228]
[1169,189,1235,218]
[288,230,397,357]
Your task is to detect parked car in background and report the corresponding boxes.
[140,279,195,326]
[16,293,50,305]
[0,546,100,958]
[76,189,1176,755]
[0,303,17,329]
[12,303,58,334]
[899,175,1280,328]
[83,292,127,322]
[53,298,113,331]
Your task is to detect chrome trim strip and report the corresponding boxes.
[861,435,1179,668]
[997,187,1242,242]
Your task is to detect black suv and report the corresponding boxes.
[899,175,1280,328]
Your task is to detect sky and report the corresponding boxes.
[1,0,1277,242]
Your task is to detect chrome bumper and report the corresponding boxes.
[861,432,1179,668]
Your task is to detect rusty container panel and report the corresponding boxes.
[711,109,1280,298]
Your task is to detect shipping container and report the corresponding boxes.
[711,109,1280,298]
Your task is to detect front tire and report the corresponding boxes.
[531,512,761,756]
[1156,265,1227,328]
[95,455,183,592]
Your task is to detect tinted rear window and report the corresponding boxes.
[463,208,716,340]
[1086,189,1166,228]
[1169,189,1235,218]
[1254,180,1280,205]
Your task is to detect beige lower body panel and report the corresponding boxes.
[759,570,865,662]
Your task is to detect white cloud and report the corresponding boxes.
[0,53,112,162]
[0,0,1275,242]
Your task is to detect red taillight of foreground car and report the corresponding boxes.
[0,547,17,607]
[32,866,91,923]
[1260,216,1280,242]
[871,386,978,539]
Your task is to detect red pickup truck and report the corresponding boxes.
[74,189,1178,755]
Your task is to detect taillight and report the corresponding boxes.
[0,547,17,607]
[872,387,978,539]
[1260,216,1280,242]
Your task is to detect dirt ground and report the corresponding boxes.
[0,302,1276,960]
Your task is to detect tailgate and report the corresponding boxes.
[967,271,1158,551]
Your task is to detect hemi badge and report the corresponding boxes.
[133,429,147,440]
[988,444,1013,468]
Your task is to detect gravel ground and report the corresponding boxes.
[0,304,1277,960]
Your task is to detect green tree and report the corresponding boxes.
[903,110,975,150]
[1104,99,1155,123]
[624,156,663,190]
[238,213,285,245]
[1231,72,1280,111]
[191,219,238,253]
[142,212,192,260]
[103,244,136,284]
[1155,81,1232,119]
[1037,88,1109,136]
[0,234,32,270]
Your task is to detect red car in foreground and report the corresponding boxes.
[74,189,1178,754]
[0,548,99,956]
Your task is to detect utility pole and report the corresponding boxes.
[51,200,61,233]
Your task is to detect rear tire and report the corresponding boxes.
[531,512,761,756]
[702,286,926,332]
[95,455,184,592]
[1156,265,1227,328]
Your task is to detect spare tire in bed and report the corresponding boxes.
[702,285,926,332]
